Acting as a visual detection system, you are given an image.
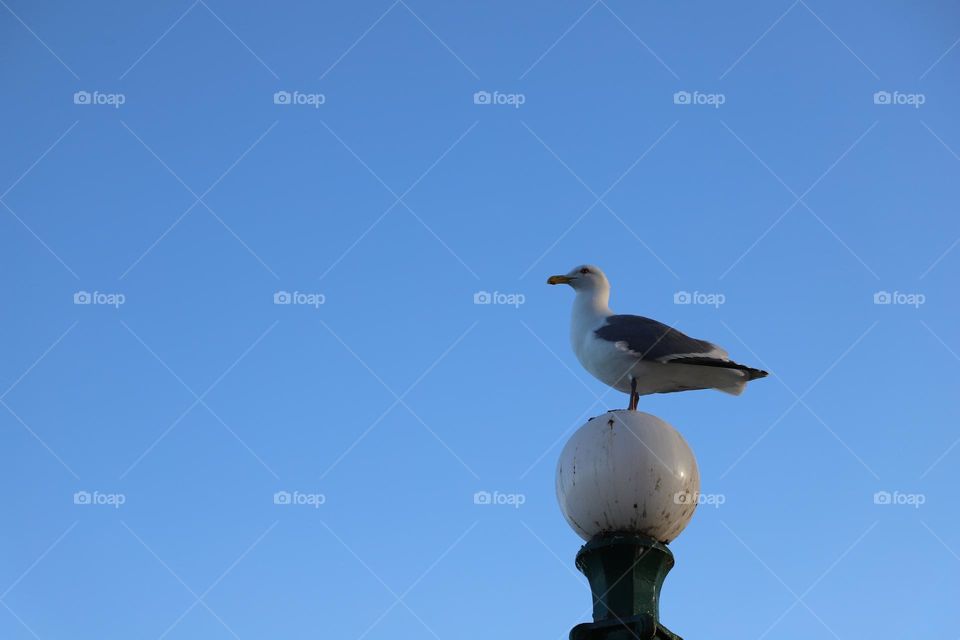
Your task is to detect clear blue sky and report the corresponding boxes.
[2,1,958,638]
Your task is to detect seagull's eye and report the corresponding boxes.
[579,268,590,274]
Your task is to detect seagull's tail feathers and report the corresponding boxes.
[717,381,747,396]
[667,357,769,395]
[737,364,768,381]
[668,357,768,378]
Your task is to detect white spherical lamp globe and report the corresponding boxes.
[556,410,700,543]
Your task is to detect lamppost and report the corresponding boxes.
[556,410,700,640]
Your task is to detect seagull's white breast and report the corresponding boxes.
[573,318,640,394]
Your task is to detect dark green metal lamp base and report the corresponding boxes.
[570,532,682,640]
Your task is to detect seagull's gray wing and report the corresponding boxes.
[595,315,768,379]
[594,315,727,361]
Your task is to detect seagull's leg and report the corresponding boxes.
[629,377,638,411]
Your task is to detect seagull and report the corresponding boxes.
[548,264,767,410]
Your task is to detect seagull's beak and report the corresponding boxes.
[547,275,573,285]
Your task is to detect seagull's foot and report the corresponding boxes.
[628,378,639,410]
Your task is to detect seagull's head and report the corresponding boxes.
[547,264,609,294]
